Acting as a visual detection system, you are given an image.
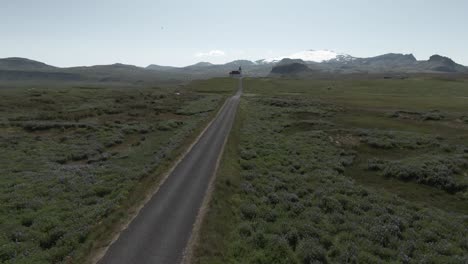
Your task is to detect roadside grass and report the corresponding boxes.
[0,79,236,263]
[195,77,468,263]
[246,77,468,111]
[186,78,238,95]
[334,112,468,139]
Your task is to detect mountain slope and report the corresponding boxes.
[146,60,272,78]
[0,59,173,84]
[419,55,467,73]
[263,50,350,63]
[146,64,178,72]
[0,57,57,71]
[321,53,467,74]
[269,59,315,77]
[1,51,467,85]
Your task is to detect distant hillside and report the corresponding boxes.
[1,52,467,85]
[146,64,179,72]
[62,64,148,82]
[321,53,467,74]
[0,70,82,81]
[146,60,272,78]
[263,49,351,63]
[0,57,57,71]
[0,58,185,85]
[420,55,467,73]
[270,59,313,76]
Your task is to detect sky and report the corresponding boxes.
[1,0,467,67]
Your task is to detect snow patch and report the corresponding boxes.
[264,49,349,63]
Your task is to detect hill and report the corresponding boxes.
[268,53,468,76]
[420,55,468,72]
[0,57,57,71]
[1,52,467,85]
[0,58,184,86]
[270,59,313,76]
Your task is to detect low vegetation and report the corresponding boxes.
[194,77,468,263]
[0,78,235,263]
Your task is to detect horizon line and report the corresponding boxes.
[1,52,466,68]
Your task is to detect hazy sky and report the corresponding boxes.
[1,0,467,67]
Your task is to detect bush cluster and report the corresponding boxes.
[359,130,440,150]
[390,110,445,121]
[370,155,468,193]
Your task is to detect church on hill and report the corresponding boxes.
[229,66,242,77]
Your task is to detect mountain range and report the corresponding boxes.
[1,50,467,85]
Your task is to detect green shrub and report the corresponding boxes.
[422,110,444,121]
[367,158,387,171]
[296,238,327,264]
[240,203,258,220]
[157,120,184,131]
[318,197,343,214]
[238,222,253,237]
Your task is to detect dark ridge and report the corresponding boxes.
[0,70,83,81]
[271,63,311,75]
[429,55,456,64]
[0,57,56,70]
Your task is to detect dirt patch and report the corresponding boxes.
[158,112,187,120]
[292,111,323,119]
[334,134,361,147]
[285,120,335,132]
[107,134,141,155]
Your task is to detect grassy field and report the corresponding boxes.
[194,77,468,263]
[0,78,236,263]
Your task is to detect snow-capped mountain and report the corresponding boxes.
[262,50,353,63]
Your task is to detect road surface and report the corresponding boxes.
[98,78,243,264]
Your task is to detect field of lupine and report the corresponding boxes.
[194,77,468,263]
[0,78,235,263]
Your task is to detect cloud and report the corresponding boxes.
[195,50,226,57]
